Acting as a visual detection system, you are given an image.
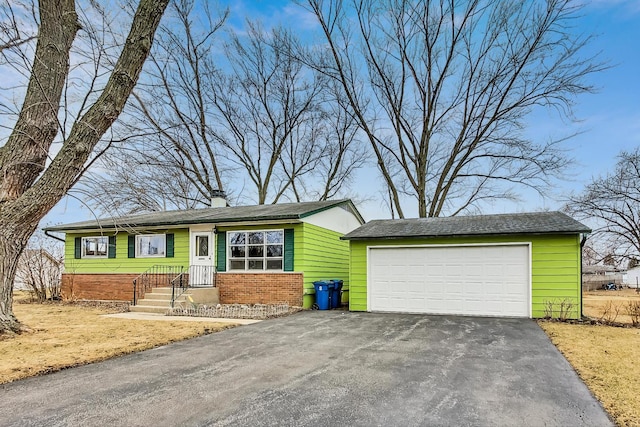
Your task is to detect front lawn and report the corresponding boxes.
[540,321,640,426]
[583,288,640,325]
[0,300,236,384]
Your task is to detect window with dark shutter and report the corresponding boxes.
[166,233,174,258]
[216,231,226,272]
[74,237,82,259]
[128,235,135,258]
[108,236,116,258]
[284,229,294,271]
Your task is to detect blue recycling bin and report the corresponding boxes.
[313,281,331,310]
[331,279,344,308]
[327,281,335,308]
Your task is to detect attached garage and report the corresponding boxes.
[343,212,590,319]
[369,244,530,317]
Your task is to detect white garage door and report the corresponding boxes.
[369,245,530,317]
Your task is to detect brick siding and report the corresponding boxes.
[61,273,138,301]
[217,272,304,306]
[61,272,305,306]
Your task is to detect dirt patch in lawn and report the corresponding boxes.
[0,301,237,384]
[540,321,640,426]
[583,288,640,325]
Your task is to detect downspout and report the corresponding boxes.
[579,233,588,318]
[44,230,66,243]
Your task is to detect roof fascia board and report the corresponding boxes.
[342,230,588,241]
[48,219,303,234]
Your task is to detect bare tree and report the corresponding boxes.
[15,232,63,302]
[301,0,604,217]
[566,149,640,264]
[78,0,230,215]
[84,9,366,213]
[129,0,229,204]
[287,82,369,201]
[79,145,207,214]
[0,2,36,53]
[208,23,328,204]
[0,0,169,334]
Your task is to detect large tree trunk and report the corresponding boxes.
[0,0,169,334]
[0,223,37,333]
[0,0,77,334]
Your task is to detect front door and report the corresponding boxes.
[191,231,214,286]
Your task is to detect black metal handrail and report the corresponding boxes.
[170,265,216,308]
[132,265,184,305]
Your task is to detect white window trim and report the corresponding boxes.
[227,230,284,272]
[81,236,108,259]
[135,234,166,258]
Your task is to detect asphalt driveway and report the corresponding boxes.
[0,312,611,426]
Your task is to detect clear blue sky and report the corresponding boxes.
[43,0,640,227]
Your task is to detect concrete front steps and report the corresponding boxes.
[130,287,219,314]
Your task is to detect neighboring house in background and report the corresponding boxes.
[582,265,620,276]
[623,267,640,288]
[582,265,626,291]
[43,199,364,308]
[15,249,63,295]
[341,212,590,319]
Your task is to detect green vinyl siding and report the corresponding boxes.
[64,229,189,274]
[349,234,582,319]
[297,223,350,308]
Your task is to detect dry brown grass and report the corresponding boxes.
[583,288,640,325]
[540,322,640,426]
[0,300,236,384]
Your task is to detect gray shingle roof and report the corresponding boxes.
[341,211,590,240]
[44,199,362,232]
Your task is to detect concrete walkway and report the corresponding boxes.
[0,312,612,426]
[102,312,261,325]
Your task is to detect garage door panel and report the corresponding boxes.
[369,245,529,317]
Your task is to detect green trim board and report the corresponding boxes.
[348,234,582,319]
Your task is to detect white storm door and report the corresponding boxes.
[190,231,214,286]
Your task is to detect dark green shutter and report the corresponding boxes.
[216,231,226,272]
[128,235,135,258]
[284,228,294,271]
[108,236,116,258]
[74,237,82,259]
[166,233,174,258]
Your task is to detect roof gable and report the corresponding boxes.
[342,211,590,240]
